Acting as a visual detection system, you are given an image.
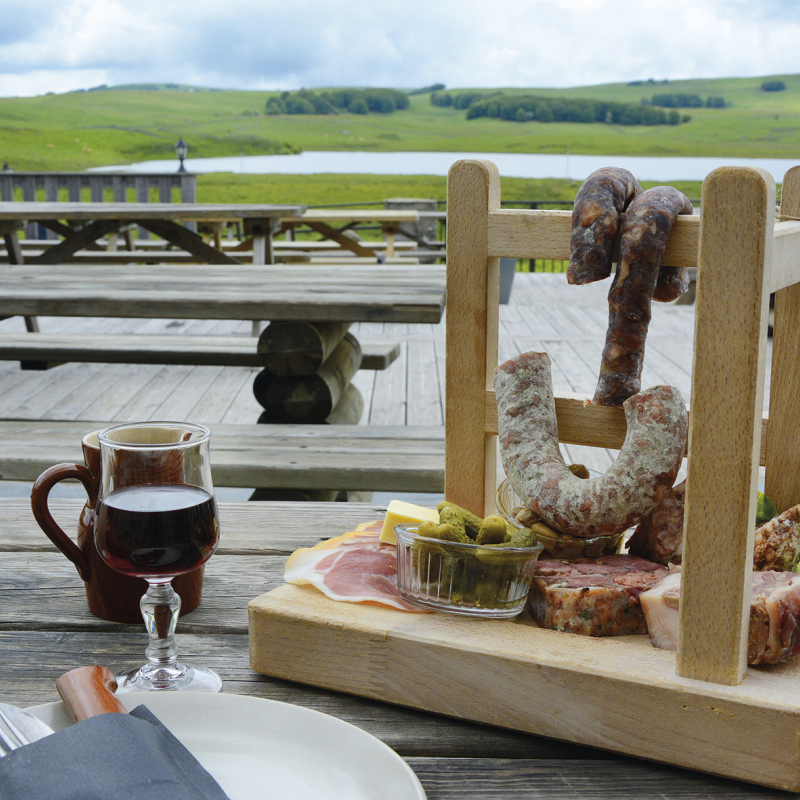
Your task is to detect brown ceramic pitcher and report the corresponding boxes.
[31,429,204,624]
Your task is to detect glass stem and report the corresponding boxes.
[139,581,185,684]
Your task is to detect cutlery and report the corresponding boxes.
[0,665,127,755]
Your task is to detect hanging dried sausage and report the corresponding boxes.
[567,167,642,286]
[592,186,693,406]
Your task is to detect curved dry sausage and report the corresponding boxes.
[592,186,693,406]
[567,167,642,286]
[495,351,688,538]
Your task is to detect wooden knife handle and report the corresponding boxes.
[56,665,128,722]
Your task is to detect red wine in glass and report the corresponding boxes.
[96,484,219,579]
[94,420,221,693]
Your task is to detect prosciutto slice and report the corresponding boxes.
[283,521,428,612]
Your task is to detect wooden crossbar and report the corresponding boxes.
[487,207,700,266]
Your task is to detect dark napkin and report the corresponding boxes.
[0,704,230,800]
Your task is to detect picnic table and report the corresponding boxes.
[0,262,446,323]
[0,497,784,799]
[0,201,304,266]
[277,208,420,259]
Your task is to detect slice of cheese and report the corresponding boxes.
[379,499,439,544]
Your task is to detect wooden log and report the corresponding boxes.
[264,334,363,423]
[252,369,276,411]
[325,383,363,425]
[257,321,351,375]
[257,383,363,425]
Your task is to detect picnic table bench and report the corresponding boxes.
[0,420,445,496]
[0,260,446,496]
[0,201,303,267]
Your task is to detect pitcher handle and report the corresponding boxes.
[31,463,98,582]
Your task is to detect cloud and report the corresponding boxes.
[0,0,796,97]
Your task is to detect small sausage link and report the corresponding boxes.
[567,167,642,286]
[592,185,693,406]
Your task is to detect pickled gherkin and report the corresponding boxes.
[405,500,542,611]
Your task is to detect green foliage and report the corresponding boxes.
[649,93,705,108]
[705,96,726,108]
[465,94,677,126]
[430,92,453,107]
[756,492,778,526]
[265,87,409,116]
[762,80,787,92]
[452,91,499,109]
[193,172,702,212]
[407,83,445,96]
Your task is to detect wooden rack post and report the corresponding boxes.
[677,168,774,685]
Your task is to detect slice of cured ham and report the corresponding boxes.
[640,569,800,665]
[283,521,429,612]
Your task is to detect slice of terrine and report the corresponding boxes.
[528,555,669,636]
[640,569,800,665]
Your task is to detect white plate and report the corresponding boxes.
[27,692,426,800]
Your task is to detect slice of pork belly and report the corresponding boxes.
[528,555,668,636]
[640,569,800,665]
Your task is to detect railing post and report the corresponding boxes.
[677,167,774,685]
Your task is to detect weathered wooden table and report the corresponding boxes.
[0,201,304,266]
[0,263,446,323]
[0,498,787,798]
[278,209,420,259]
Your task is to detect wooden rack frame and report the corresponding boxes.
[249,159,800,792]
[444,159,800,786]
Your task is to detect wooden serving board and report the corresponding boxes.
[249,584,800,792]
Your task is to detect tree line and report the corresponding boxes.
[266,88,409,116]
[463,94,689,125]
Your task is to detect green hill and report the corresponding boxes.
[0,74,798,170]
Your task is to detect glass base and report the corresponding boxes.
[115,663,222,693]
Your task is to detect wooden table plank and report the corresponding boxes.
[0,201,305,221]
[0,264,446,324]
[0,419,446,491]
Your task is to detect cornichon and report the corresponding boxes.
[410,501,541,610]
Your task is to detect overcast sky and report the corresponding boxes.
[0,0,796,98]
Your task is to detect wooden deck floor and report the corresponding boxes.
[0,272,768,500]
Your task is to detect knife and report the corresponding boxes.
[0,665,127,751]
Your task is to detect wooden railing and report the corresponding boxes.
[0,171,197,238]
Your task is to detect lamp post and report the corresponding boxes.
[174,137,189,173]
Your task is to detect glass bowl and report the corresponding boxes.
[496,478,626,559]
[394,523,544,618]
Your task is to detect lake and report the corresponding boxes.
[92,150,800,184]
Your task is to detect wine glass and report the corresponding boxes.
[94,421,221,693]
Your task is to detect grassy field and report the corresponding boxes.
[194,172,704,209]
[1,73,800,172]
